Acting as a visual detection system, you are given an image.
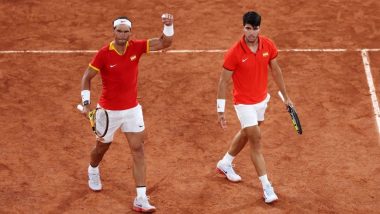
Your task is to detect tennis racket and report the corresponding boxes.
[77,104,109,137]
[278,91,302,135]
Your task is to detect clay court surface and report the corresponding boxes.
[1,0,380,213]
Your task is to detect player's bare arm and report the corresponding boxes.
[216,69,233,129]
[80,66,98,115]
[148,13,174,51]
[269,58,293,107]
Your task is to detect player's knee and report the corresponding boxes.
[131,145,145,161]
[249,136,261,148]
[244,127,261,142]
[130,141,144,154]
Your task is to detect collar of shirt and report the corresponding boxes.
[108,41,129,55]
[239,35,263,54]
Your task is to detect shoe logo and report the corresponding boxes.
[223,170,227,174]
[242,58,248,62]
[110,64,116,68]
[139,125,144,128]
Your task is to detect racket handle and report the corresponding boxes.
[77,104,84,112]
[278,91,285,103]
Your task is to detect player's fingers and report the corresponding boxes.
[161,13,173,20]
[285,99,294,108]
[219,118,227,129]
[221,122,227,129]
[161,13,173,25]
[77,104,88,118]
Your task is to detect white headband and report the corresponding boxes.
[113,19,132,28]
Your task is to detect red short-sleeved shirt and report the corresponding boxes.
[89,40,149,110]
[223,35,278,104]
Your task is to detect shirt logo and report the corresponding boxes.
[130,55,137,61]
[242,58,248,63]
[263,52,269,57]
[110,64,116,68]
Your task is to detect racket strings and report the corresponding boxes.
[95,109,108,136]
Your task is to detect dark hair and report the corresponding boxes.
[243,11,261,27]
[113,16,131,28]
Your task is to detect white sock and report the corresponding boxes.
[221,152,235,165]
[259,174,271,189]
[136,186,147,198]
[88,165,99,173]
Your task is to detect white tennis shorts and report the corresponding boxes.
[97,104,145,143]
[234,94,271,128]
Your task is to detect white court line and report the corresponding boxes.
[1,48,379,134]
[0,50,97,54]
[0,48,380,54]
[361,50,380,134]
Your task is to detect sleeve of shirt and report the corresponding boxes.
[134,40,149,55]
[223,48,237,72]
[268,39,278,60]
[89,49,105,72]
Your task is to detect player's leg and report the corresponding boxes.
[124,131,146,186]
[122,104,156,212]
[90,140,112,167]
[88,109,121,192]
[216,102,260,182]
[244,125,277,203]
[220,121,262,169]
[247,93,270,177]
[251,95,272,178]
[227,121,262,156]
[215,129,247,182]
[88,140,112,192]
[244,125,266,176]
[228,129,248,156]
[216,130,245,182]
[247,94,278,203]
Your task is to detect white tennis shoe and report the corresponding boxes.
[263,185,278,203]
[133,196,156,213]
[88,166,102,191]
[216,160,242,182]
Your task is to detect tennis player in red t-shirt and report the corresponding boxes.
[215,11,294,204]
[80,13,174,212]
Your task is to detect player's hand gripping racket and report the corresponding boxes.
[77,104,109,138]
[278,92,302,135]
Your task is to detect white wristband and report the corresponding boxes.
[217,99,226,112]
[163,24,174,36]
[81,90,90,105]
